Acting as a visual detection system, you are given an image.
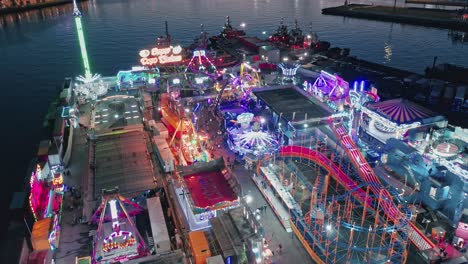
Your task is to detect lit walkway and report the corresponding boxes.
[55,125,93,264]
[260,166,302,215]
[251,170,292,233]
[232,165,313,264]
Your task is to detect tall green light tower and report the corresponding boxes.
[73,0,92,80]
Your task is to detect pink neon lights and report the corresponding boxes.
[29,164,50,221]
[139,45,183,66]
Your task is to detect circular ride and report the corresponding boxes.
[432,140,463,158]
[227,113,280,157]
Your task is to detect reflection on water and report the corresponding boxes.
[449,30,468,45]
[384,43,393,62]
[0,1,89,45]
[383,23,394,63]
[0,1,88,29]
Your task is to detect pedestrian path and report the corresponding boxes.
[232,166,313,264]
[251,172,292,233]
[260,166,303,215]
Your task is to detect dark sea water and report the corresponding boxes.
[0,0,467,234]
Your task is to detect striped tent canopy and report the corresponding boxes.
[366,98,438,125]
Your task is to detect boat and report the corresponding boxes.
[209,16,246,45]
[268,18,305,49]
[186,23,239,69]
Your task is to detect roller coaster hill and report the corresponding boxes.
[269,120,438,263]
[254,98,437,262]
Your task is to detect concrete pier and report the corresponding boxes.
[322,4,468,31]
[406,0,468,8]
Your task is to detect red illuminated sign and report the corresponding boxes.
[139,45,183,66]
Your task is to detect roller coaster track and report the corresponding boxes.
[280,146,435,254]
[328,120,435,251]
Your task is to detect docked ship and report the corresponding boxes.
[186,23,239,69]
[268,18,306,49]
[268,18,330,52]
[209,16,246,44]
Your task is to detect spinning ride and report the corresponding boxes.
[310,71,349,102]
[91,191,147,263]
[185,49,219,77]
[227,113,280,156]
[231,63,261,95]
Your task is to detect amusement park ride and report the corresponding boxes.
[227,112,281,157]
[264,78,435,262]
[91,190,148,263]
[73,0,105,85]
[160,92,209,165]
[276,118,436,263]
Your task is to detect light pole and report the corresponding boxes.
[260,117,265,130]
[423,218,431,235]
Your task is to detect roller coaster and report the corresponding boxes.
[273,119,435,263]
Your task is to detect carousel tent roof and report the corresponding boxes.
[365,98,444,125]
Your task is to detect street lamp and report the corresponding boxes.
[244,194,253,204]
[240,23,246,28]
[422,218,431,234]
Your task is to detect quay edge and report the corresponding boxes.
[322,4,468,31]
[0,0,88,15]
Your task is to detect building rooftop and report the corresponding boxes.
[93,95,143,134]
[94,131,156,198]
[183,170,237,209]
[365,98,445,125]
[253,86,331,128]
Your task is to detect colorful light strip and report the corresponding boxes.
[75,16,92,79]
[109,199,119,228]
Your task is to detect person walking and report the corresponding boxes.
[278,243,282,255]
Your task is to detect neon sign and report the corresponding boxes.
[139,45,183,66]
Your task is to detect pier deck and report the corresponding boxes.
[406,0,468,7]
[322,4,468,31]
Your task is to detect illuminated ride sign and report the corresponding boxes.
[139,45,183,66]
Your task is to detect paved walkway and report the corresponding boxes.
[251,169,292,233]
[54,126,93,263]
[232,165,313,264]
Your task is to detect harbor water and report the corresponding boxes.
[0,0,467,234]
